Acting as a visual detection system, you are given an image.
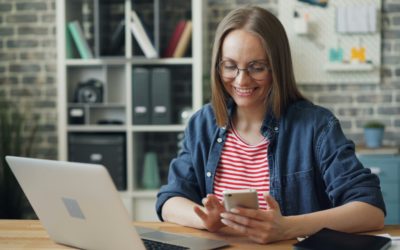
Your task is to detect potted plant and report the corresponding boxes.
[0,95,37,218]
[363,121,385,148]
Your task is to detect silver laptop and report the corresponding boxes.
[5,156,228,250]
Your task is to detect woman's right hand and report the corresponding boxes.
[193,194,226,232]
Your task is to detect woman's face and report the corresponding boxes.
[220,29,272,111]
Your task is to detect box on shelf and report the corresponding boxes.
[68,133,126,190]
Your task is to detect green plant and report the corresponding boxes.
[0,95,38,218]
[364,121,385,129]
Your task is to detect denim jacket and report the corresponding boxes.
[156,100,385,220]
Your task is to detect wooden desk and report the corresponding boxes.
[1,220,400,249]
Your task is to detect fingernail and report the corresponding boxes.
[220,213,227,218]
[230,208,239,213]
[221,219,228,225]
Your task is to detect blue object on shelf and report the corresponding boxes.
[364,128,384,148]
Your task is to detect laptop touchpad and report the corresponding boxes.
[140,231,182,241]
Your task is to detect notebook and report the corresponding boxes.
[5,156,228,250]
[293,227,391,250]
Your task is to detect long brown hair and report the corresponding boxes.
[211,6,305,127]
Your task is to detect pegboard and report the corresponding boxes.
[278,0,381,84]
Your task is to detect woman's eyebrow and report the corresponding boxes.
[221,58,268,63]
[220,57,236,62]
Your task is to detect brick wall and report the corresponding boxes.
[0,0,57,159]
[207,0,400,146]
[0,0,398,160]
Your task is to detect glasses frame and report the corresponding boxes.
[218,60,270,81]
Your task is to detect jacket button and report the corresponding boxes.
[217,138,223,143]
[206,172,212,177]
[274,127,278,131]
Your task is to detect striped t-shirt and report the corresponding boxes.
[213,126,270,209]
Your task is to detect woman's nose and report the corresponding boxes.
[235,69,252,86]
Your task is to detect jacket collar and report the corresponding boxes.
[225,98,280,141]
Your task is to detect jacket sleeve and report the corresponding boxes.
[155,125,205,221]
[317,116,386,214]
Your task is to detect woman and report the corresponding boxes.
[156,6,385,244]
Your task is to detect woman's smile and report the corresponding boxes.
[234,86,257,97]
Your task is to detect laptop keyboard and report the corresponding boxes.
[142,238,189,250]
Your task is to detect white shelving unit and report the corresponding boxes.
[57,0,203,220]
[324,63,374,72]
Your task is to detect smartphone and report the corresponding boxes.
[223,189,259,211]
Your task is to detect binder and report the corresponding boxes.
[132,68,151,124]
[151,68,171,124]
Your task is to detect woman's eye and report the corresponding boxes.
[224,65,236,70]
[249,63,266,72]
[250,66,264,72]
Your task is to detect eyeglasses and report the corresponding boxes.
[218,60,270,81]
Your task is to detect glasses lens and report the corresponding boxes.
[219,61,237,79]
[248,62,269,80]
[219,61,269,80]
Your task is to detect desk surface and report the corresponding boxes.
[1,220,400,249]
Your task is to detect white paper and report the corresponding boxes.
[368,4,377,32]
[336,6,347,33]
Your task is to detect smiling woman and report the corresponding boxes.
[156,5,385,244]
[219,29,271,119]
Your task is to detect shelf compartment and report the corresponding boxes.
[132,131,182,190]
[131,64,192,125]
[68,132,127,190]
[90,106,126,125]
[67,65,126,104]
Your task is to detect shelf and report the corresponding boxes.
[68,125,186,132]
[67,125,127,132]
[356,145,399,156]
[130,57,193,65]
[66,57,194,66]
[131,124,186,132]
[68,103,126,108]
[66,58,128,66]
[324,63,374,72]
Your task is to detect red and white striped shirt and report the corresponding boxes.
[213,126,270,209]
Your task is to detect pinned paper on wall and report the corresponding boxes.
[336,4,377,33]
[279,0,381,84]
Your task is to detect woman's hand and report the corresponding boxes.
[220,193,292,244]
[193,194,226,232]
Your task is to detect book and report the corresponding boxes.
[65,26,75,58]
[293,228,391,250]
[173,20,192,58]
[108,19,125,55]
[67,21,94,59]
[162,20,187,57]
[130,10,158,58]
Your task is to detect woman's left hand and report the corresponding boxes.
[220,193,292,244]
